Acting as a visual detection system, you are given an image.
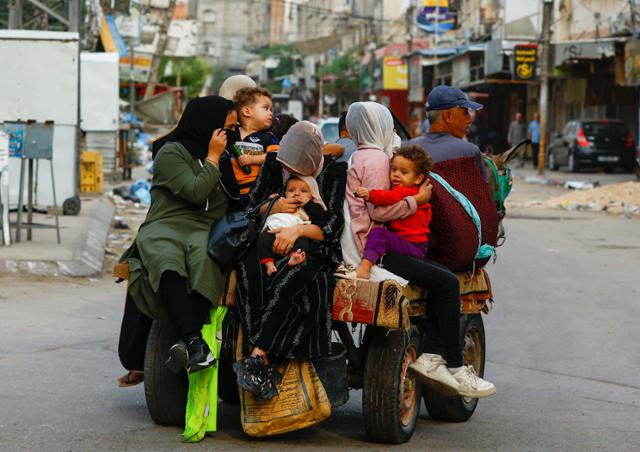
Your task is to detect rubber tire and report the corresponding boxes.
[144,320,188,426]
[568,152,579,173]
[363,325,423,444]
[423,314,486,422]
[62,195,81,215]
[548,151,559,171]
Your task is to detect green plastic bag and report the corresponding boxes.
[182,306,227,442]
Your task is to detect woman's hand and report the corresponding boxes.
[270,196,301,214]
[413,179,433,205]
[207,128,227,162]
[271,225,301,255]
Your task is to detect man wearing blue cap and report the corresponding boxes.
[409,85,488,181]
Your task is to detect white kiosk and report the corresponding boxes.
[0,30,80,211]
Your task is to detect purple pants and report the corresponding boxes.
[363,227,428,264]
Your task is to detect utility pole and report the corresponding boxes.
[68,0,80,32]
[630,0,639,154]
[631,0,638,38]
[8,0,23,29]
[144,0,177,100]
[537,0,553,175]
[433,3,440,87]
[128,43,136,181]
[406,0,415,54]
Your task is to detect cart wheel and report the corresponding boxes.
[363,325,422,444]
[423,314,486,422]
[144,320,188,426]
[62,196,81,215]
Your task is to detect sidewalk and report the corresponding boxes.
[0,195,114,277]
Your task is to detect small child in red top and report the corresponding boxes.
[354,144,433,279]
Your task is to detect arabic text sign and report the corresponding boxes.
[514,44,538,80]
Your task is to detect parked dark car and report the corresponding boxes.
[547,119,636,172]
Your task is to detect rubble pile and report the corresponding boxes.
[104,189,149,273]
[540,181,640,216]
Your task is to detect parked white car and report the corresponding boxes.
[317,117,340,143]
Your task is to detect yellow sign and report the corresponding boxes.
[514,44,538,80]
[383,57,408,90]
[422,0,448,6]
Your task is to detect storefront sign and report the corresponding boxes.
[553,41,615,67]
[513,44,538,80]
[382,57,408,90]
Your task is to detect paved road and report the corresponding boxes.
[513,165,636,186]
[1,201,639,450]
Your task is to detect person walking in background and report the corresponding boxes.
[528,112,541,169]
[507,112,527,168]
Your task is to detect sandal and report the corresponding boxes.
[334,263,357,279]
[334,270,359,280]
[118,370,144,387]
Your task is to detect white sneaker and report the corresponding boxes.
[409,353,460,396]
[451,366,496,398]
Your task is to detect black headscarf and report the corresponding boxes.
[151,95,235,160]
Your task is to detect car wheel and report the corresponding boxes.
[548,152,559,171]
[568,152,579,173]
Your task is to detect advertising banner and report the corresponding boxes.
[513,44,538,80]
[383,57,408,90]
[415,0,455,34]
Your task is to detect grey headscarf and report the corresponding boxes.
[345,102,395,157]
[276,121,325,179]
[276,121,326,209]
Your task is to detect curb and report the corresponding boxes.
[0,198,114,277]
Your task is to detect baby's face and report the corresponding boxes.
[285,178,312,205]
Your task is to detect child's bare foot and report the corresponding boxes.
[355,259,374,279]
[287,249,306,267]
[264,261,277,276]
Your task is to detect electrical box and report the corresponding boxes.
[3,121,54,159]
[80,151,104,193]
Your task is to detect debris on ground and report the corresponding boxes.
[130,179,151,205]
[112,186,140,204]
[112,216,129,229]
[521,175,565,186]
[564,180,600,190]
[539,181,640,216]
[105,183,149,274]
